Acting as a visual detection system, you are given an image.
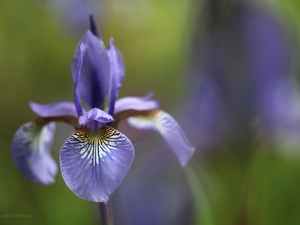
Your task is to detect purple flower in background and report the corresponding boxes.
[243,5,300,146]
[11,16,194,202]
[187,0,300,151]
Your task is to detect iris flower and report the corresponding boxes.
[11,17,194,202]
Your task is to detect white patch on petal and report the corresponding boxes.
[127,110,194,166]
[32,123,56,154]
[127,117,157,130]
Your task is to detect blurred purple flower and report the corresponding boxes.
[11,17,194,202]
[244,6,300,146]
[187,1,300,151]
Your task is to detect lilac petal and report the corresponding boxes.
[79,108,114,126]
[73,43,88,116]
[107,38,125,116]
[127,110,194,166]
[71,31,110,109]
[11,122,57,184]
[30,101,78,117]
[60,126,134,202]
[113,93,160,115]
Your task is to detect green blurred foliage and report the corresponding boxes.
[2,0,300,225]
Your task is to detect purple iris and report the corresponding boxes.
[11,17,194,203]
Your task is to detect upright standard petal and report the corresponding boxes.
[113,94,159,115]
[60,126,134,202]
[71,31,110,109]
[11,122,57,184]
[73,43,88,116]
[127,110,194,166]
[30,101,78,117]
[107,38,125,116]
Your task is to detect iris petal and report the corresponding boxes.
[73,43,88,116]
[113,93,159,115]
[107,38,125,115]
[30,101,78,117]
[60,126,134,202]
[71,31,110,109]
[11,122,57,184]
[79,108,114,126]
[127,110,194,166]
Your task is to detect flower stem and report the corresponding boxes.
[99,198,114,225]
[108,197,114,225]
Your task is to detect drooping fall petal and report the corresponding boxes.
[128,110,194,166]
[60,126,134,202]
[11,122,57,184]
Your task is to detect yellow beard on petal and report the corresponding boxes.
[71,126,126,165]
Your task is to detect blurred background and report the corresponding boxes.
[2,0,300,224]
